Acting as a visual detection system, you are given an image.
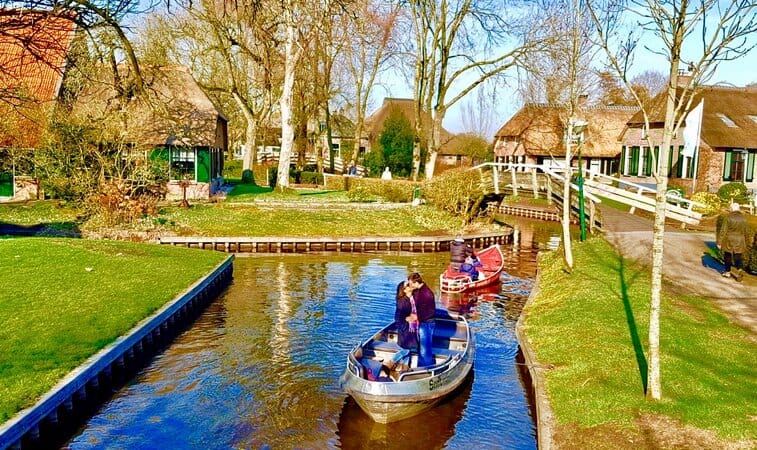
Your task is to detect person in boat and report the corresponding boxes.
[450,237,475,271]
[385,281,419,372]
[460,255,482,281]
[407,272,436,367]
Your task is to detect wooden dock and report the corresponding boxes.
[158,231,512,253]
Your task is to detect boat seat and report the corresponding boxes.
[368,340,405,353]
[358,358,392,382]
[432,347,462,359]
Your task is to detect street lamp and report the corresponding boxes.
[570,120,589,241]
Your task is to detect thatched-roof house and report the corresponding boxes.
[364,98,469,172]
[493,103,638,175]
[619,84,757,194]
[72,64,228,200]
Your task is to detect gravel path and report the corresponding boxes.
[599,205,757,334]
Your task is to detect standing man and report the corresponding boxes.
[717,202,751,282]
[408,272,436,367]
[450,237,475,271]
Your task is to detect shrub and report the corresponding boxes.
[300,171,323,185]
[423,168,485,222]
[717,182,749,204]
[346,186,373,202]
[691,191,721,215]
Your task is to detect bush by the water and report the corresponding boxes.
[423,168,485,222]
[691,191,721,215]
[300,171,324,185]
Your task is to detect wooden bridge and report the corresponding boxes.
[473,162,705,228]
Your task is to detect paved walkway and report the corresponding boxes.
[599,205,757,334]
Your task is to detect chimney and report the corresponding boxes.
[677,66,694,87]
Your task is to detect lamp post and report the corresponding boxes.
[570,120,589,241]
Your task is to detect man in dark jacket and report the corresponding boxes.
[717,203,752,282]
[450,237,474,271]
[408,272,437,367]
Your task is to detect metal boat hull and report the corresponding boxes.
[339,310,474,423]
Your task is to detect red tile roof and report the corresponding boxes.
[0,9,76,103]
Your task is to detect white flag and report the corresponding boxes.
[682,100,703,158]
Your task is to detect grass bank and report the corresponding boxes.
[1,197,491,238]
[522,238,756,447]
[0,238,226,423]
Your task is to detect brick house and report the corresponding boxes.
[619,84,757,194]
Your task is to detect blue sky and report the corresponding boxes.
[371,30,757,140]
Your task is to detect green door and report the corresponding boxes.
[196,148,210,182]
[0,172,13,197]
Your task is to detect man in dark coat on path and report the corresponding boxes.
[717,203,752,281]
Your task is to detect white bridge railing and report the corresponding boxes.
[473,162,705,225]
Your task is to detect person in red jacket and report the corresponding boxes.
[408,272,437,367]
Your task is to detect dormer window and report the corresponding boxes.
[717,113,738,128]
[749,115,757,124]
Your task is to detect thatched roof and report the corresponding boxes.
[627,85,757,149]
[364,97,456,152]
[494,103,638,158]
[72,64,226,149]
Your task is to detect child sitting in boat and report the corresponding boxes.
[460,255,482,281]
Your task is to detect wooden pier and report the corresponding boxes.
[158,231,512,254]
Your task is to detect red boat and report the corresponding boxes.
[440,244,504,293]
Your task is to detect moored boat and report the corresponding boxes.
[338,309,474,423]
[440,244,504,293]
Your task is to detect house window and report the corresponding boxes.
[623,146,641,176]
[723,150,747,181]
[331,143,341,159]
[170,148,195,180]
[717,113,738,128]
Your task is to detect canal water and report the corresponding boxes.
[65,217,562,449]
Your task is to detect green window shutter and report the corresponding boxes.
[620,147,626,175]
[149,148,169,162]
[723,151,732,181]
[746,152,755,182]
[196,148,210,182]
[654,146,660,176]
[676,146,684,178]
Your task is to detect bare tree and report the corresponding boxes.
[339,0,401,168]
[404,0,556,180]
[587,0,757,400]
[458,85,498,140]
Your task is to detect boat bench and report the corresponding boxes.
[368,340,462,364]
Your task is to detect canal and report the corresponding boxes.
[65,217,562,449]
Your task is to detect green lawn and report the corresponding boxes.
[156,203,470,236]
[523,237,756,445]
[0,200,79,228]
[0,238,226,422]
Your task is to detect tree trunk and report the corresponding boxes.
[424,111,444,180]
[562,136,574,272]
[277,21,297,190]
[234,93,258,184]
[647,60,680,402]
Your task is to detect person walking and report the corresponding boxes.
[717,202,752,282]
[408,272,436,367]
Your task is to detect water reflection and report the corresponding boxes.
[337,375,473,449]
[66,217,561,449]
